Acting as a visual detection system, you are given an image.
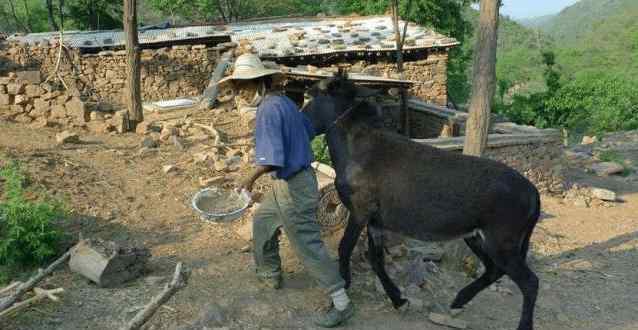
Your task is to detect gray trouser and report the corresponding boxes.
[252,168,345,294]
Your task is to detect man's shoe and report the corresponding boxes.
[313,303,355,328]
[257,275,282,290]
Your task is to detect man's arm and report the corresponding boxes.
[239,165,275,192]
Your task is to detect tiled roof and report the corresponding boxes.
[7,16,459,57]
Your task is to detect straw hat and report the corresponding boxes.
[217,53,280,85]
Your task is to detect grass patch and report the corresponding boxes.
[0,157,68,284]
[312,136,331,166]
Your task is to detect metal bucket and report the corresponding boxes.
[191,187,251,223]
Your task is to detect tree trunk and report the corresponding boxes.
[463,0,500,157]
[45,0,59,31]
[124,0,143,130]
[444,0,499,276]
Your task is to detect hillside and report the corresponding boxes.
[539,0,638,45]
[517,14,556,29]
[463,9,554,98]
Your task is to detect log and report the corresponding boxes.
[69,239,151,288]
[0,250,71,312]
[0,288,64,318]
[121,262,188,330]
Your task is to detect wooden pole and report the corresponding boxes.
[463,0,500,156]
[124,0,143,131]
[391,0,413,137]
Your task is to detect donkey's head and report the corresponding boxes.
[302,72,382,135]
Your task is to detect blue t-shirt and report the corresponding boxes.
[254,94,315,180]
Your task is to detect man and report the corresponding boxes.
[221,53,354,328]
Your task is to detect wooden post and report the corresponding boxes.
[463,0,500,157]
[124,0,143,131]
[390,0,411,137]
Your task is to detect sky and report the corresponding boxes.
[498,0,581,19]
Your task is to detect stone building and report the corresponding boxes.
[0,16,457,108]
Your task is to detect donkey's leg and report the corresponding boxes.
[451,236,504,309]
[338,214,365,288]
[367,219,407,309]
[485,234,539,330]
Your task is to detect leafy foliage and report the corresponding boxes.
[312,136,331,165]
[0,159,66,268]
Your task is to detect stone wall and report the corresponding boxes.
[1,40,449,108]
[381,98,466,138]
[415,131,566,194]
[352,50,449,106]
[0,41,224,106]
[0,70,127,133]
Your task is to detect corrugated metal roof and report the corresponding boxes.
[7,16,459,57]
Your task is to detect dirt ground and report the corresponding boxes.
[1,111,637,330]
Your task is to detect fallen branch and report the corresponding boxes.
[0,250,72,312]
[193,123,222,146]
[0,282,22,297]
[0,288,64,318]
[121,262,188,330]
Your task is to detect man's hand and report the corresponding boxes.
[238,165,275,192]
[239,176,256,192]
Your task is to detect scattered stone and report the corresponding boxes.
[56,131,80,144]
[428,312,468,329]
[69,239,151,288]
[111,110,129,133]
[590,162,624,176]
[240,245,251,253]
[163,165,178,174]
[581,135,597,145]
[450,308,464,317]
[87,121,114,134]
[160,125,179,141]
[141,136,159,149]
[171,135,186,151]
[13,94,28,105]
[590,188,616,201]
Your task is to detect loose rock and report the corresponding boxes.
[141,136,159,149]
[428,312,468,329]
[163,165,178,174]
[590,187,616,201]
[56,131,80,144]
[591,162,624,176]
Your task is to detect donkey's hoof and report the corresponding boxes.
[450,308,464,317]
[393,298,409,311]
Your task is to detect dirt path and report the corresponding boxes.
[1,121,637,330]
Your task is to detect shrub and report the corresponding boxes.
[0,159,66,267]
[312,136,331,166]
